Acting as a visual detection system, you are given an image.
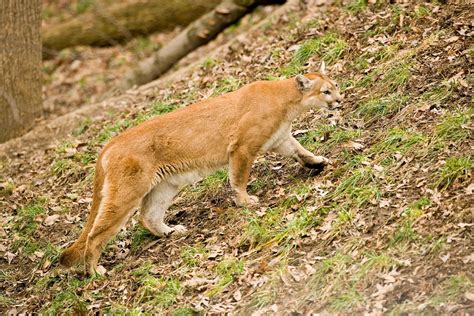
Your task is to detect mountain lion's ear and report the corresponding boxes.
[295,75,312,92]
[319,61,326,75]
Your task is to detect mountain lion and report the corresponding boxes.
[60,63,343,274]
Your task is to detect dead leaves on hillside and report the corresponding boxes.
[2,1,474,315]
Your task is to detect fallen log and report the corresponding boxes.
[122,0,277,89]
[42,0,221,57]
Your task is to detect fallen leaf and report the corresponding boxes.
[44,214,60,226]
[464,292,474,301]
[465,183,474,194]
[233,289,242,302]
[462,253,474,264]
[96,265,107,275]
[371,283,394,298]
[458,223,474,228]
[320,212,337,232]
[342,140,364,150]
[439,253,449,263]
[379,199,391,208]
[445,36,459,43]
[5,251,16,264]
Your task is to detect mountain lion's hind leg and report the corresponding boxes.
[139,181,187,237]
[84,157,151,275]
[274,134,329,169]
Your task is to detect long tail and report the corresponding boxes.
[59,159,105,268]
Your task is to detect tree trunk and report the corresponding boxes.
[0,0,42,143]
[42,0,221,57]
[122,0,259,89]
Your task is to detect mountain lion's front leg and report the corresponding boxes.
[229,145,259,207]
[274,134,329,169]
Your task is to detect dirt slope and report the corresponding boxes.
[1,1,473,315]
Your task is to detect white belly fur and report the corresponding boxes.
[261,123,290,153]
[167,169,217,187]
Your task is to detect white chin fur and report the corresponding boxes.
[303,97,325,109]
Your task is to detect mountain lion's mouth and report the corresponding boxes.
[330,101,341,109]
[324,101,341,110]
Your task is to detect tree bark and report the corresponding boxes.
[0,0,42,143]
[42,0,221,57]
[122,0,259,89]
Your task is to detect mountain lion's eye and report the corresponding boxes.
[323,90,331,95]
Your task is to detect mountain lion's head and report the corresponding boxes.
[295,62,343,111]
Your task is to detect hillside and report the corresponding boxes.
[1,1,473,314]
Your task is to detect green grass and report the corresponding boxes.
[193,169,228,193]
[402,197,431,219]
[39,274,101,314]
[105,305,146,315]
[304,250,398,311]
[390,197,431,247]
[12,197,47,237]
[330,161,383,209]
[425,235,447,255]
[330,288,364,310]
[297,126,362,152]
[420,84,453,107]
[93,100,176,144]
[249,176,269,193]
[434,110,472,143]
[55,140,73,154]
[0,180,14,196]
[382,61,411,92]
[429,274,474,306]
[0,295,12,307]
[242,207,283,246]
[207,257,244,297]
[51,159,75,177]
[371,128,426,165]
[334,208,356,228]
[390,221,417,246]
[150,100,176,116]
[76,0,94,14]
[171,306,197,316]
[73,151,96,165]
[212,76,243,96]
[132,262,183,307]
[281,33,347,76]
[414,5,430,18]
[435,156,472,189]
[346,0,367,13]
[328,128,363,146]
[355,44,401,70]
[72,117,92,136]
[180,244,207,267]
[130,225,155,253]
[297,128,330,151]
[96,118,133,144]
[356,59,412,94]
[355,94,409,121]
[202,57,217,69]
[334,167,379,207]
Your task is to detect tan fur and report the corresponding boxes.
[59,69,342,274]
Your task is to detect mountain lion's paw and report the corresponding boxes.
[171,225,188,235]
[305,155,329,169]
[236,194,259,207]
[318,156,330,165]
